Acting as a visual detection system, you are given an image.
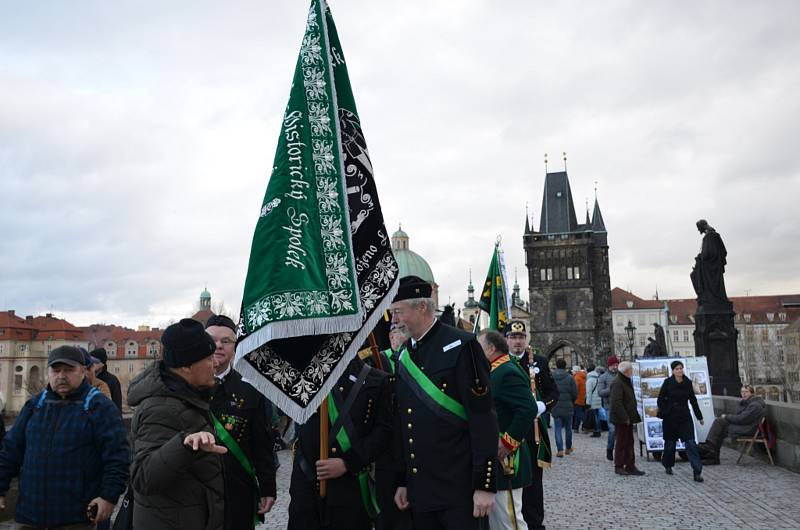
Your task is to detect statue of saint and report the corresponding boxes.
[643,338,657,358]
[653,323,667,356]
[690,219,729,309]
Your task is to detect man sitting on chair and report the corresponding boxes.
[701,384,766,464]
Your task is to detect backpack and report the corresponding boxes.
[761,420,776,450]
[34,386,102,413]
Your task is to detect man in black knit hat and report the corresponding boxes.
[206,314,277,530]
[128,318,227,529]
[90,347,122,412]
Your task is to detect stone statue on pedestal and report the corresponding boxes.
[691,220,730,311]
[690,219,741,395]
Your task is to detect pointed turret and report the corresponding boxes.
[512,268,521,306]
[525,214,531,234]
[539,171,578,234]
[591,197,606,233]
[585,208,590,226]
[465,269,478,308]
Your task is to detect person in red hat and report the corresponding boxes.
[597,355,619,461]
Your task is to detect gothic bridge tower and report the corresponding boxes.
[524,170,613,366]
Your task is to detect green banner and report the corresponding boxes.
[234,0,399,424]
[478,243,511,331]
[239,0,362,346]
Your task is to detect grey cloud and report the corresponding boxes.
[2,1,799,328]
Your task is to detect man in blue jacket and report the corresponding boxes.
[0,345,129,529]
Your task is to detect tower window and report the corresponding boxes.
[540,269,546,281]
[573,267,581,280]
[547,269,553,281]
[567,267,573,280]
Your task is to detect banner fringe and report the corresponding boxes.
[236,312,364,359]
[236,277,399,424]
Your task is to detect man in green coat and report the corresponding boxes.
[478,330,538,530]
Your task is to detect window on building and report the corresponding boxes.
[0,344,3,354]
[540,269,546,281]
[14,374,23,395]
[639,336,646,346]
[762,329,769,341]
[777,329,783,344]
[126,342,138,358]
[128,363,134,373]
[555,309,567,325]
[779,349,784,362]
[779,312,787,322]
[573,267,581,280]
[553,267,559,280]
[567,267,573,280]
[546,269,553,281]
[18,344,27,354]
[673,330,679,342]
[683,330,690,342]
[766,313,774,322]
[148,342,159,356]
[744,314,751,323]
[114,366,120,374]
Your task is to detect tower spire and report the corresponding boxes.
[591,193,606,232]
[525,202,531,233]
[563,151,567,172]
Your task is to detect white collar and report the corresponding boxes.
[215,362,233,381]
[410,319,437,347]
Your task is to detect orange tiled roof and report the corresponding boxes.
[662,295,800,326]
[611,287,664,310]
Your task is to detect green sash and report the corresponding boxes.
[398,349,468,421]
[382,348,396,374]
[212,413,260,526]
[327,394,380,518]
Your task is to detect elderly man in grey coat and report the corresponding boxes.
[597,355,619,460]
[701,384,766,464]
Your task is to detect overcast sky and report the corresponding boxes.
[2,0,799,329]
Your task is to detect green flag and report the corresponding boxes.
[235,0,398,423]
[478,243,512,331]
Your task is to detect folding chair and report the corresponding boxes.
[736,417,775,465]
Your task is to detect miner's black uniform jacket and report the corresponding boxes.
[210,368,277,530]
[288,357,392,530]
[394,320,499,513]
[365,349,414,530]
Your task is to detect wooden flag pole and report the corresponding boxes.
[368,332,384,371]
[319,399,329,498]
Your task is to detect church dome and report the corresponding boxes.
[200,288,211,300]
[391,227,434,283]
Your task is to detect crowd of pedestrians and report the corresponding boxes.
[0,283,772,529]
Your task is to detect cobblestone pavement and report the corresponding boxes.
[539,430,800,530]
[2,432,798,529]
[260,430,800,530]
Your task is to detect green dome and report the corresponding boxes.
[200,288,211,300]
[392,227,409,239]
[395,248,435,284]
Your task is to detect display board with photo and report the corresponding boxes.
[635,358,690,452]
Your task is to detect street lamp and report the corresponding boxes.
[625,320,637,361]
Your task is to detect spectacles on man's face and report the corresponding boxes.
[215,338,236,347]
